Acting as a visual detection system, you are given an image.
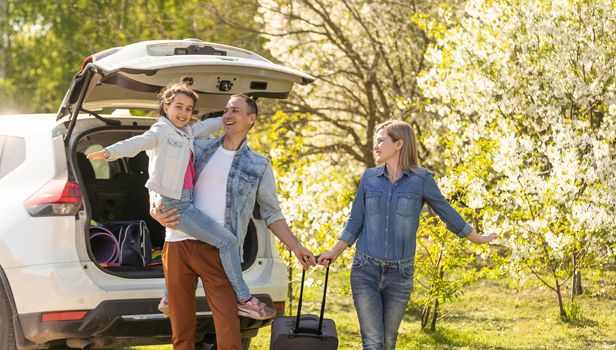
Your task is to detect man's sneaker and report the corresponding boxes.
[158,297,169,316]
[237,297,276,320]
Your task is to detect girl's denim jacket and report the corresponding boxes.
[340,166,473,261]
[105,116,222,200]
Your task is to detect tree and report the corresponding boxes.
[0,0,265,114]
[249,110,359,311]
[412,134,502,331]
[255,0,451,167]
[251,1,503,325]
[418,0,616,320]
[413,213,487,331]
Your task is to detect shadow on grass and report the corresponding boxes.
[548,329,616,350]
[564,316,599,328]
[397,327,507,350]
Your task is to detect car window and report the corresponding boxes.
[0,135,26,180]
[84,145,110,179]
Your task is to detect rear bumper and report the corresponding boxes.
[18,295,273,349]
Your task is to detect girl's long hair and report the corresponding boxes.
[158,77,198,117]
[375,119,419,172]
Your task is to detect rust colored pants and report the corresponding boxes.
[163,240,242,350]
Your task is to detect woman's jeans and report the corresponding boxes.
[153,189,250,301]
[351,251,415,350]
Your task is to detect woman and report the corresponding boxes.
[318,119,496,350]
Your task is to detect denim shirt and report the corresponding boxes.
[194,136,285,258]
[105,117,222,200]
[339,166,472,261]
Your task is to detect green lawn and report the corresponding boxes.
[248,269,616,350]
[136,270,616,349]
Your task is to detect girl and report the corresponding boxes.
[318,119,497,349]
[88,79,275,320]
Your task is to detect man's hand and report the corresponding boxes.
[267,220,317,269]
[293,245,317,270]
[150,204,180,228]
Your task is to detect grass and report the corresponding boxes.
[134,269,616,349]
[248,269,616,350]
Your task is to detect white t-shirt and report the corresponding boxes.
[165,146,236,242]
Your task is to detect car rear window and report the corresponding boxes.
[0,135,26,180]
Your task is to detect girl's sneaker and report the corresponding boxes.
[237,296,276,320]
[158,297,169,316]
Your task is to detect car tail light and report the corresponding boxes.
[24,179,82,216]
[80,55,94,73]
[80,47,120,72]
[41,311,88,322]
[274,301,285,314]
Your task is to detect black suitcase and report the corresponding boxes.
[270,264,338,350]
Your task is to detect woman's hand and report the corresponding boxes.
[317,239,349,266]
[317,249,339,267]
[150,204,180,228]
[478,233,498,244]
[466,229,498,244]
[87,149,110,160]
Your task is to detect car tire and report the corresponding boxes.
[0,280,16,350]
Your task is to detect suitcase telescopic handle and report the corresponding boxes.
[293,256,330,335]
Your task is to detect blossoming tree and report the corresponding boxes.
[256,0,447,167]
[254,0,499,323]
[418,0,616,319]
[250,111,359,309]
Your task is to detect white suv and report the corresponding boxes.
[0,39,314,350]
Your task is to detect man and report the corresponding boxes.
[152,94,316,350]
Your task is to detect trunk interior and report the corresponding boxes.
[74,127,257,276]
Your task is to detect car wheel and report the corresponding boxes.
[0,280,16,350]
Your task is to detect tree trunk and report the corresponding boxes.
[420,306,430,330]
[572,271,583,299]
[429,267,445,331]
[571,253,583,300]
[430,298,439,331]
[555,279,567,320]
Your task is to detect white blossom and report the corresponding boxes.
[419,0,616,287]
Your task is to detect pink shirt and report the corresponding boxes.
[182,152,194,189]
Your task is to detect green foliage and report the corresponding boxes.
[419,0,616,320]
[257,0,470,168]
[412,208,494,331]
[0,0,266,114]
[250,111,360,300]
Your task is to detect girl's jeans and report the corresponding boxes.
[350,251,415,350]
[153,189,250,301]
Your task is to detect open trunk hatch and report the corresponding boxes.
[57,39,315,139]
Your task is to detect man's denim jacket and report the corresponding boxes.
[340,166,473,261]
[105,117,222,200]
[194,136,285,259]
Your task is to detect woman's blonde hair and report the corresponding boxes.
[375,119,419,172]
